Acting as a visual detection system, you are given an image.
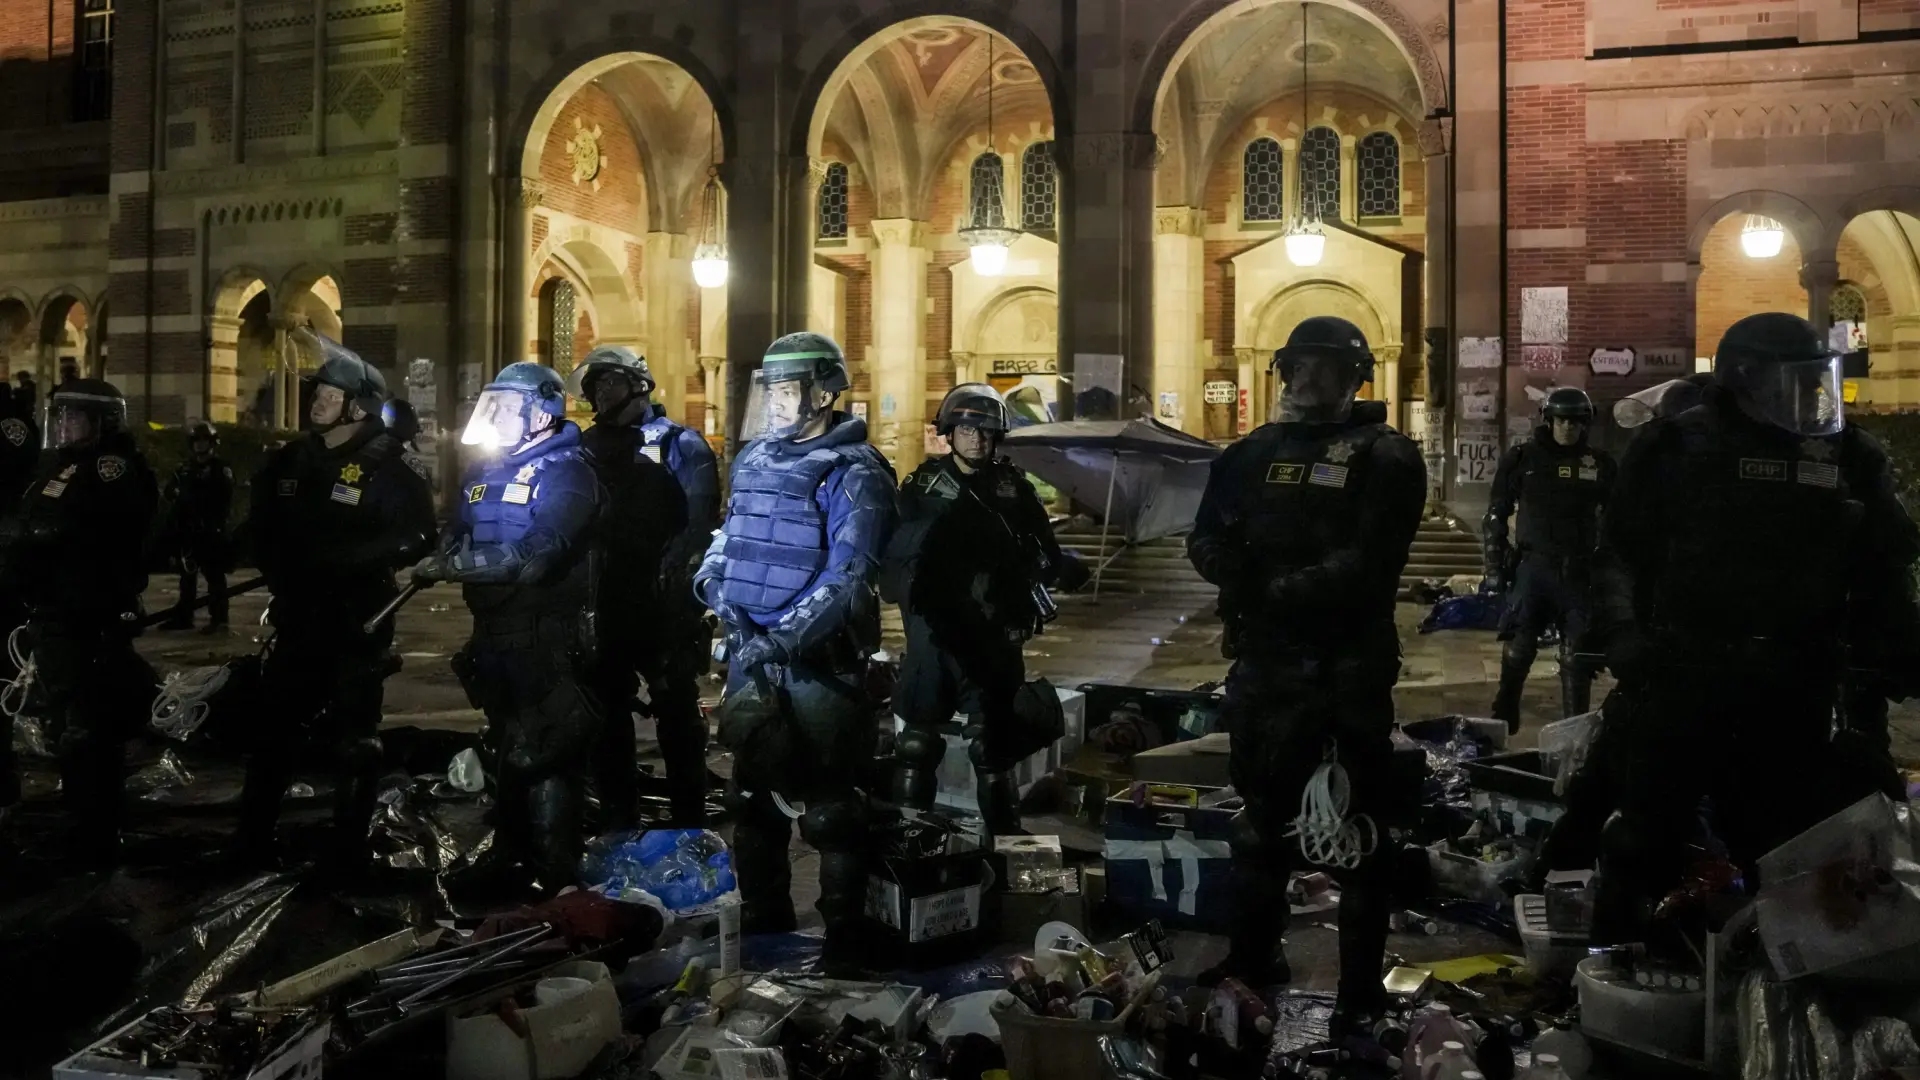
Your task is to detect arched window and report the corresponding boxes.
[538,277,576,371]
[969,152,1006,229]
[1358,132,1401,218]
[817,162,849,240]
[1831,284,1866,325]
[1300,127,1341,222]
[1020,141,1056,231]
[1242,137,1284,222]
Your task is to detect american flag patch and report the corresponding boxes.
[641,443,663,463]
[330,483,363,506]
[42,480,67,498]
[1309,463,1350,488]
[502,483,532,504]
[1796,462,1839,489]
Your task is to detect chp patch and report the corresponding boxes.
[1795,461,1840,489]
[330,483,363,506]
[0,418,26,446]
[278,479,298,497]
[96,455,127,482]
[1309,462,1350,488]
[1557,465,1573,479]
[1266,463,1305,484]
[1739,459,1789,482]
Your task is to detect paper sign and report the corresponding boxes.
[1203,380,1235,405]
[1459,337,1503,370]
[1158,391,1179,419]
[1456,433,1501,485]
[1843,380,1860,404]
[1523,344,1566,371]
[1522,287,1568,344]
[851,401,869,422]
[1237,388,1251,434]
[909,885,983,942]
[1460,388,1497,420]
[1589,347,1636,376]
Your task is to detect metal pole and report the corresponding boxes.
[1092,449,1118,601]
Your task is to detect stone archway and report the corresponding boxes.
[209,271,272,425]
[1836,207,1920,410]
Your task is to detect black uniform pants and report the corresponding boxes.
[170,535,228,626]
[1494,553,1595,722]
[34,620,155,857]
[1596,662,1884,940]
[893,614,1028,831]
[1222,633,1403,1010]
[721,659,874,948]
[591,607,712,828]
[237,618,393,864]
[460,611,598,893]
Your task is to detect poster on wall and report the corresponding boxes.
[1455,421,1501,485]
[1522,345,1566,372]
[1157,392,1179,420]
[851,401,869,422]
[1459,385,1498,420]
[1203,380,1235,405]
[1237,388,1251,434]
[1405,400,1427,443]
[1521,287,1568,344]
[1459,337,1503,370]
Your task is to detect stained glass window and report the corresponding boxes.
[1301,127,1341,222]
[1831,285,1866,324]
[969,152,1006,229]
[1021,142,1056,231]
[1242,137,1284,223]
[1358,132,1401,217]
[540,278,575,372]
[818,162,848,240]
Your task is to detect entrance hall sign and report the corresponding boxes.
[1641,348,1687,375]
[1588,347,1636,376]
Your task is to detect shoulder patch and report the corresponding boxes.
[97,455,127,482]
[924,470,963,500]
[0,419,26,446]
[403,453,431,480]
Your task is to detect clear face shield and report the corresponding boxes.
[1274,352,1366,424]
[1612,379,1702,430]
[741,372,826,442]
[461,388,541,450]
[1728,355,1845,437]
[47,395,123,450]
[564,364,643,420]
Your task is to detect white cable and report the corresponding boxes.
[150,665,232,741]
[1287,748,1379,871]
[0,625,37,721]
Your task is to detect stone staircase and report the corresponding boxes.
[1051,517,1483,602]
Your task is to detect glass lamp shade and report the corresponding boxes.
[1740,216,1785,259]
[691,243,729,289]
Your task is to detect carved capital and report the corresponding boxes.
[1800,258,1841,290]
[868,218,930,248]
[1067,132,1163,170]
[514,178,549,210]
[1234,347,1257,367]
[1416,117,1453,157]
[951,351,975,385]
[1154,206,1206,237]
[699,355,724,376]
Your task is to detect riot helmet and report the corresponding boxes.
[565,344,656,423]
[936,382,1012,466]
[296,329,388,433]
[1713,312,1843,436]
[1613,374,1712,430]
[461,362,568,452]
[381,398,421,447]
[1271,316,1375,424]
[47,379,128,452]
[1541,387,1593,446]
[742,332,850,441]
[187,419,219,459]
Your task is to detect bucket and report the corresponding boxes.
[533,976,593,1008]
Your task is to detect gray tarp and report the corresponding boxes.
[1000,419,1221,545]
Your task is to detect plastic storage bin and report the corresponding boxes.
[1515,894,1588,980]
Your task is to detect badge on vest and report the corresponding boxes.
[0,419,25,446]
[278,479,297,496]
[340,463,364,485]
[1740,459,1789,482]
[1309,463,1350,488]
[468,484,486,504]
[996,478,1017,499]
[1324,442,1355,464]
[330,483,363,506]
[1796,461,1840,489]
[514,464,537,484]
[502,482,532,505]
[97,456,127,482]
[1266,463,1305,484]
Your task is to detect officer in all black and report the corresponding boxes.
[158,421,235,633]
[0,384,39,517]
[1483,388,1616,730]
[237,333,435,869]
[414,362,606,894]
[564,347,691,829]
[885,383,1087,837]
[697,333,895,975]
[0,380,158,864]
[1591,313,1920,942]
[1186,317,1426,1032]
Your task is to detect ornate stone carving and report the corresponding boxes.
[517,178,549,210]
[1427,16,1450,42]
[566,118,606,190]
[1068,132,1163,170]
[1800,259,1842,290]
[868,219,930,248]
[1154,206,1205,236]
[154,154,398,195]
[1417,116,1453,157]
[699,355,725,376]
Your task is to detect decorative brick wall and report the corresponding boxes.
[1695,213,1806,359]
[816,250,871,382]
[537,84,647,235]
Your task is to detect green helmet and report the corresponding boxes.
[760,332,850,393]
[745,332,851,441]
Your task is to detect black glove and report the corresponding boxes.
[410,554,450,585]
[1054,552,1092,594]
[729,632,789,674]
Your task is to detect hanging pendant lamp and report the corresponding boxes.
[691,110,729,288]
[1284,3,1326,268]
[958,32,1017,276]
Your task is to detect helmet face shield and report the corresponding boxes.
[1727,354,1844,436]
[1273,350,1365,424]
[461,388,539,449]
[741,371,823,442]
[47,392,125,450]
[1613,378,1704,430]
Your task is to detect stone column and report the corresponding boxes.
[1340,134,1359,222]
[1801,257,1841,333]
[951,351,975,387]
[1153,206,1207,436]
[1685,261,1705,360]
[500,178,544,370]
[700,354,725,437]
[868,218,931,476]
[1451,0,1503,527]
[207,313,242,423]
[1418,117,1454,507]
[645,230,693,426]
[722,52,785,456]
[270,313,298,430]
[1058,130,1159,417]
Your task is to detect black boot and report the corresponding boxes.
[816,848,872,979]
[1559,651,1593,718]
[527,776,584,896]
[975,769,1026,838]
[1197,855,1293,988]
[891,727,946,813]
[1332,871,1393,1033]
[1491,639,1536,733]
[655,682,711,828]
[730,791,798,934]
[323,739,382,877]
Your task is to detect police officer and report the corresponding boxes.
[159,421,235,633]
[1591,312,1920,941]
[237,332,435,869]
[885,383,1087,837]
[0,384,39,518]
[414,362,605,895]
[1483,388,1616,730]
[696,332,895,974]
[1186,317,1426,1031]
[0,380,158,864]
[560,343,691,822]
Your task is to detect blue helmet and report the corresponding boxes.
[462,362,568,450]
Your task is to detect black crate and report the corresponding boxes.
[1462,749,1562,804]
[863,815,989,970]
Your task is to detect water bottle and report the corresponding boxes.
[1529,1026,1591,1079]
[1424,1041,1477,1080]
[1404,1005,1468,1079]
[1524,1055,1571,1080]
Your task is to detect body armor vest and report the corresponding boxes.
[718,441,846,614]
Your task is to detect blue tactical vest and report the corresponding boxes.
[716,439,849,615]
[462,423,590,546]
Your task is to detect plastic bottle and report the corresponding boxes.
[1529,1025,1592,1080]
[1524,1055,1572,1080]
[1424,1040,1477,1080]
[1404,1005,1469,1079]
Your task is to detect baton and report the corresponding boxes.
[364,581,426,634]
[137,575,268,628]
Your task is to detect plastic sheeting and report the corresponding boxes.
[1000,420,1221,545]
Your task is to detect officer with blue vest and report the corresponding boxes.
[570,345,713,826]
[414,362,606,895]
[696,332,896,974]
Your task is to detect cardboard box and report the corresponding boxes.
[55,1015,328,1080]
[445,961,621,1080]
[1755,796,1920,982]
[1128,732,1231,788]
[865,817,988,969]
[1102,789,1235,933]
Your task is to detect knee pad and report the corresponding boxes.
[798,798,870,853]
[1502,637,1539,668]
[896,727,947,771]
